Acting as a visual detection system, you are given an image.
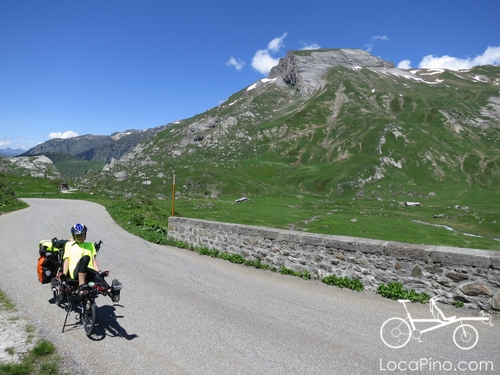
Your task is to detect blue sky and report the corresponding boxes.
[1,0,499,150]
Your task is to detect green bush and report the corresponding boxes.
[377,282,430,303]
[279,266,311,280]
[321,274,364,292]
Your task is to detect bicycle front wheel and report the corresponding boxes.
[453,324,478,350]
[53,288,63,306]
[82,298,96,337]
[380,317,411,349]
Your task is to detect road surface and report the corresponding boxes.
[0,199,498,374]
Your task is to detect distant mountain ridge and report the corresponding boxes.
[22,126,172,163]
[0,148,25,157]
[11,48,500,205]
[75,48,500,201]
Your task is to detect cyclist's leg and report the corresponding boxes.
[73,255,91,286]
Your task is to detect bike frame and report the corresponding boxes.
[61,281,104,335]
[399,299,490,338]
[381,298,493,350]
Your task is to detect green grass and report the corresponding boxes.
[0,288,65,375]
[0,340,62,375]
[53,159,106,179]
[0,289,17,311]
[2,66,500,251]
[0,175,29,213]
[1,173,64,198]
[3,171,500,250]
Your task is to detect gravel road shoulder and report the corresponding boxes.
[0,297,38,364]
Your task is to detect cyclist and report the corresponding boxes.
[59,223,122,302]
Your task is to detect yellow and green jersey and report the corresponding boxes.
[63,241,97,278]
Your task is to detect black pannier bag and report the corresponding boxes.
[37,238,67,284]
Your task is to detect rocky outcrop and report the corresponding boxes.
[0,155,60,179]
[269,48,394,95]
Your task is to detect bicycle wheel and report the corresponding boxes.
[453,324,478,350]
[380,317,411,349]
[82,298,96,336]
[53,286,65,306]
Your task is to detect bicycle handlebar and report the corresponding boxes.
[94,240,103,253]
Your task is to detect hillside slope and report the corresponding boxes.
[78,49,500,204]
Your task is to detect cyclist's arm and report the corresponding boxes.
[62,258,69,277]
[92,256,101,273]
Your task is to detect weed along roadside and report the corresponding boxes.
[0,288,65,374]
[167,216,500,311]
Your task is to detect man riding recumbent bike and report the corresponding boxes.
[38,223,123,337]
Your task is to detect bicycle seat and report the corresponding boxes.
[398,299,411,303]
[430,298,456,321]
[435,308,457,321]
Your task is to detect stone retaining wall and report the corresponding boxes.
[168,217,500,310]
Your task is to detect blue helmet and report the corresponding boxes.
[71,223,87,235]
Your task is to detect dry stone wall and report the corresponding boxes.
[168,217,500,311]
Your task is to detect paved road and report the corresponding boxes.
[0,199,498,374]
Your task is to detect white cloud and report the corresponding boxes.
[0,137,32,150]
[418,46,500,70]
[0,140,11,149]
[225,56,245,71]
[365,35,389,52]
[48,130,78,139]
[252,33,287,75]
[301,42,321,50]
[252,50,280,75]
[267,32,287,52]
[397,59,412,69]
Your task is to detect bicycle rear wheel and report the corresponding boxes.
[380,317,411,348]
[82,298,96,336]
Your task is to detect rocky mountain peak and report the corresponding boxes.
[269,48,394,95]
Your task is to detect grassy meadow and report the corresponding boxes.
[2,172,499,251]
[2,65,499,251]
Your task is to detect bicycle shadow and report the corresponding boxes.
[89,303,138,341]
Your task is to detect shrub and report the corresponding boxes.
[377,282,430,303]
[321,274,364,292]
[279,266,311,280]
